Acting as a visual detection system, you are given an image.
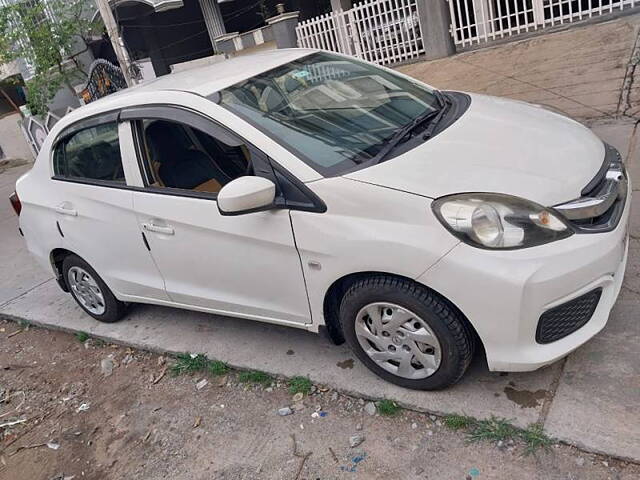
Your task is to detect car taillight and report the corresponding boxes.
[9,191,21,216]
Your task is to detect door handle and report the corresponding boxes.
[142,222,175,235]
[54,205,77,216]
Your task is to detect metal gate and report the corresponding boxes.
[450,0,640,48]
[296,0,425,65]
[80,59,127,104]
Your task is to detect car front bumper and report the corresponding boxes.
[418,183,631,372]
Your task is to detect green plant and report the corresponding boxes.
[468,416,519,443]
[170,353,230,377]
[208,360,230,376]
[170,353,210,375]
[377,399,401,416]
[288,376,312,395]
[520,423,553,455]
[0,0,100,114]
[238,370,273,385]
[74,331,89,343]
[443,414,553,454]
[443,414,474,430]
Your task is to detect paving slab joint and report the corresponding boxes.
[618,25,640,117]
[538,356,566,426]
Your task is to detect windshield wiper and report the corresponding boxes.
[422,92,451,141]
[370,91,451,165]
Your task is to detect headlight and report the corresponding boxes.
[432,193,573,250]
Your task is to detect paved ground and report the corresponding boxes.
[2,326,639,480]
[1,17,639,467]
[399,13,640,121]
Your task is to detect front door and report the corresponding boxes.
[123,109,311,325]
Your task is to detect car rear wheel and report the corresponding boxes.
[339,275,475,390]
[62,254,127,323]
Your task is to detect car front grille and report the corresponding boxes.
[554,143,627,233]
[536,288,602,344]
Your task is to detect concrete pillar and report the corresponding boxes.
[214,33,241,55]
[266,11,300,49]
[199,0,226,50]
[330,0,352,12]
[141,15,171,76]
[416,0,455,60]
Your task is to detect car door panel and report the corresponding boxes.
[52,121,168,301]
[120,108,312,325]
[133,191,311,324]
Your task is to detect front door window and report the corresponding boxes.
[136,119,252,195]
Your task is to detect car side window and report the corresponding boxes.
[53,122,125,184]
[135,119,252,195]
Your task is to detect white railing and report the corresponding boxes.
[296,0,425,66]
[450,0,640,48]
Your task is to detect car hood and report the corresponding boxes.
[344,93,604,206]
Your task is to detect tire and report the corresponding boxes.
[339,275,475,390]
[62,254,127,323]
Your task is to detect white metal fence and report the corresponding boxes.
[296,0,425,66]
[450,0,640,47]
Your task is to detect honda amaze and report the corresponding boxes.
[11,49,630,390]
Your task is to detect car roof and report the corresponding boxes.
[58,48,318,127]
[139,48,317,96]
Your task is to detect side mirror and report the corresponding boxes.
[217,176,276,215]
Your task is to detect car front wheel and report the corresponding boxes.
[339,275,475,390]
[62,254,127,323]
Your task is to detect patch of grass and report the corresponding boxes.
[377,399,401,416]
[207,360,230,376]
[165,353,231,377]
[288,376,312,395]
[443,414,475,430]
[520,423,553,455]
[238,370,273,385]
[170,353,210,375]
[468,416,519,443]
[444,414,553,454]
[75,331,89,343]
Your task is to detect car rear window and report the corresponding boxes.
[53,122,125,184]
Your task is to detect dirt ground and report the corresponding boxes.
[0,321,638,480]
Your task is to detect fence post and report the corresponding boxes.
[416,0,456,60]
[266,11,301,49]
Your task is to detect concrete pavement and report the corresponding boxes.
[398,13,640,121]
[1,119,638,463]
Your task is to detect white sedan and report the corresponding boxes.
[11,49,630,390]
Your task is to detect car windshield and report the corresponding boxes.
[218,52,440,176]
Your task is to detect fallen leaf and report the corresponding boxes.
[193,417,201,428]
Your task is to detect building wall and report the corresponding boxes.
[0,112,33,160]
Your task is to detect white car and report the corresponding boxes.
[11,49,630,390]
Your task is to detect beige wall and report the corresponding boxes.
[0,113,33,160]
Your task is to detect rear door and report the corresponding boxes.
[50,113,168,301]
[121,106,312,325]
